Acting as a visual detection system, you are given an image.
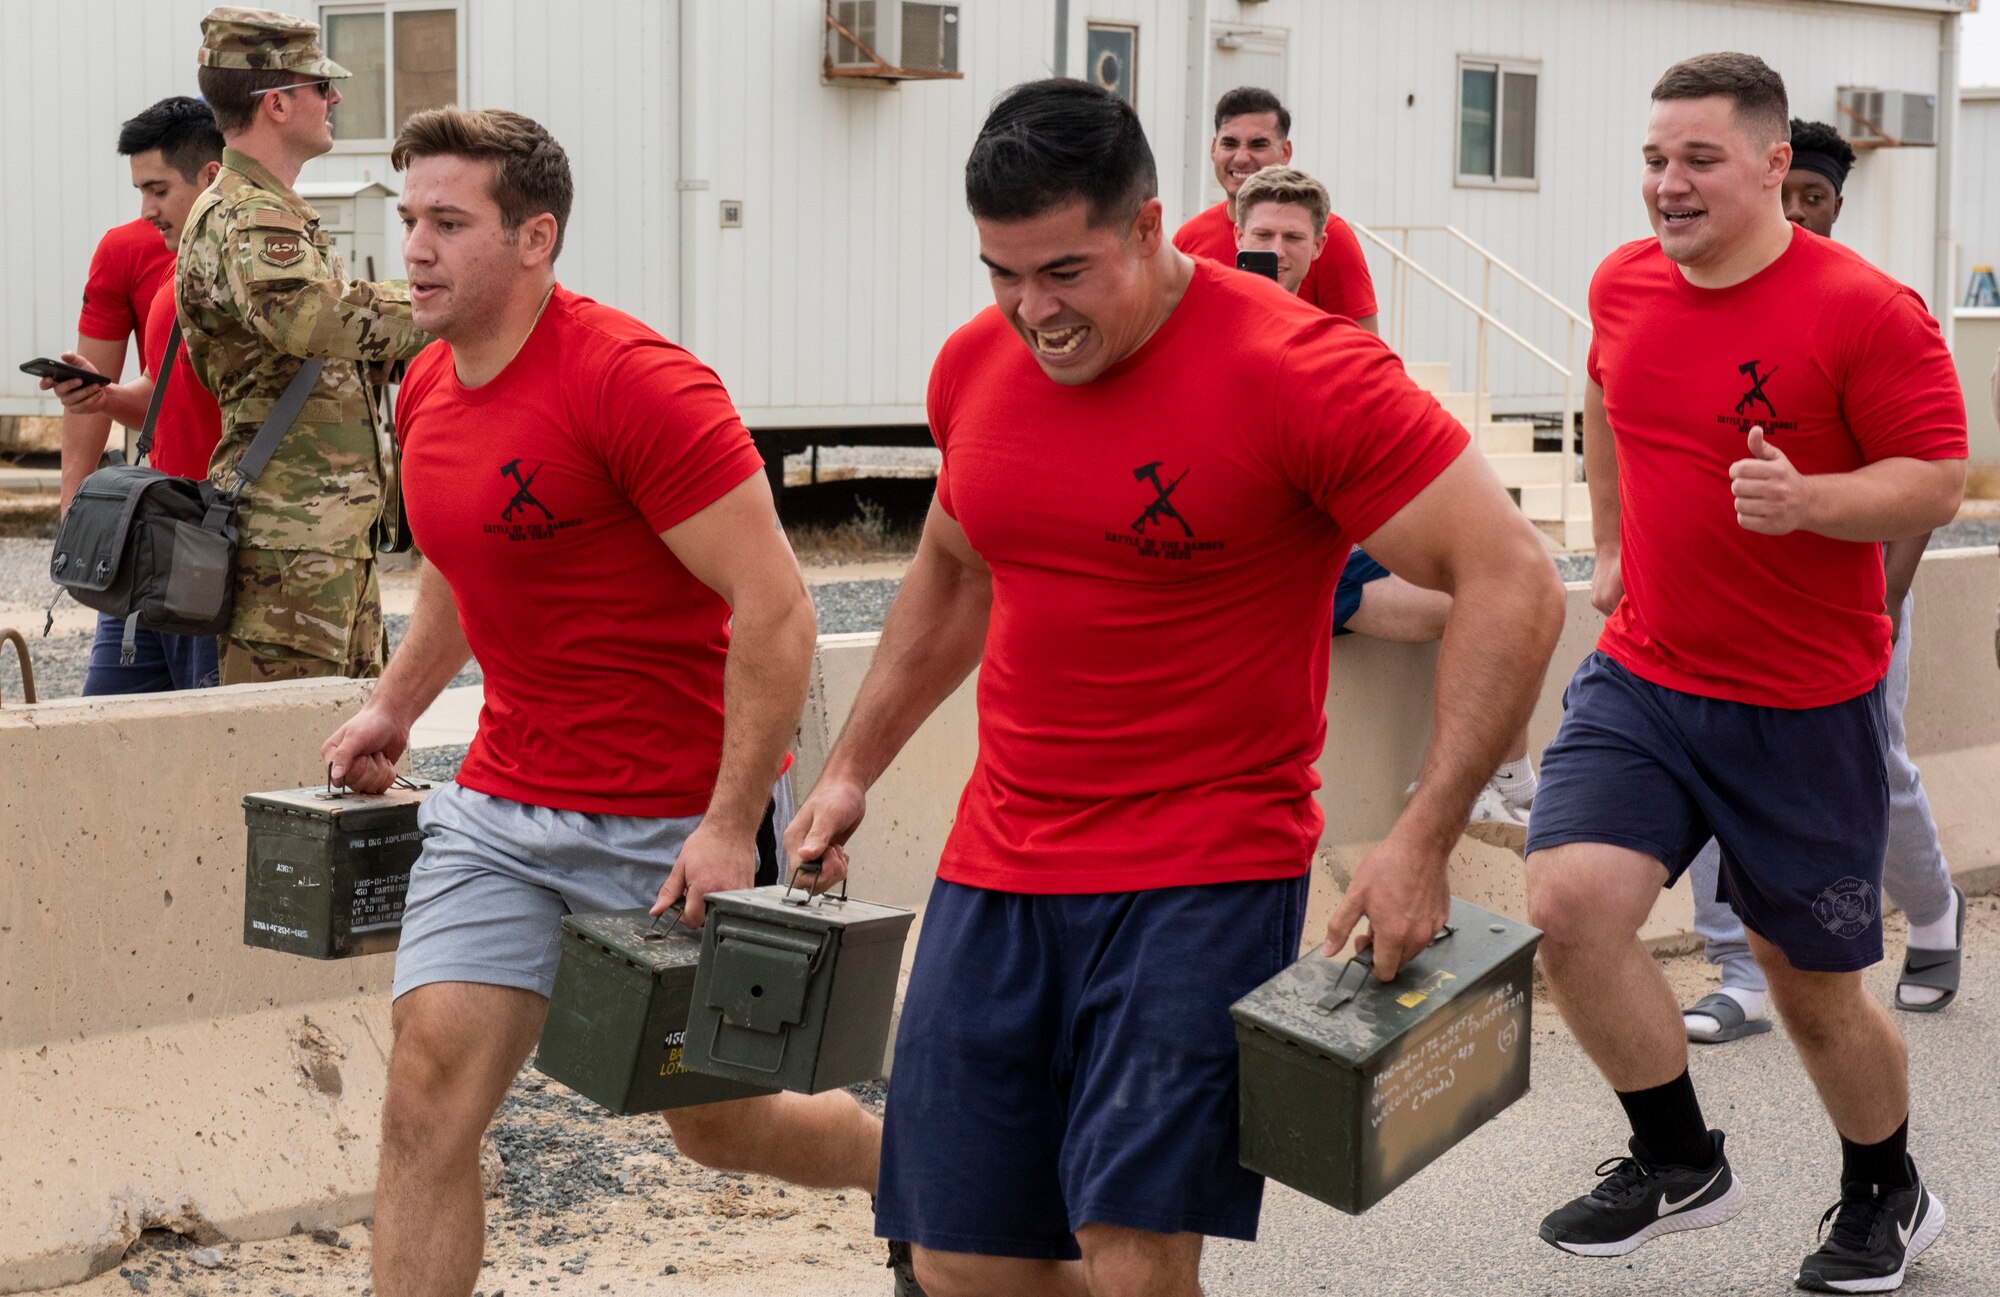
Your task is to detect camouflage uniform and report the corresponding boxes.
[180,9,431,684]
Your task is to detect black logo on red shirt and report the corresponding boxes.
[1132,461,1193,537]
[1734,360,1779,419]
[484,458,582,542]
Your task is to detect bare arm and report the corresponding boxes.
[785,497,992,864]
[1732,427,1963,541]
[1582,380,1623,615]
[1351,313,1380,336]
[56,335,127,512]
[654,472,819,926]
[321,561,472,791]
[1323,447,1566,978]
[1882,531,1930,639]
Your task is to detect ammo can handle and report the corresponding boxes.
[783,858,849,907]
[1314,924,1456,1014]
[319,764,431,799]
[714,914,831,974]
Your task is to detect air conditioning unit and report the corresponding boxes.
[826,1,962,81]
[1836,86,1937,147]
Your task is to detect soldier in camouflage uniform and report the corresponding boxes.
[181,7,431,684]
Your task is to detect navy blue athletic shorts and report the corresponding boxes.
[1332,547,1392,636]
[875,873,1311,1258]
[1527,652,1890,972]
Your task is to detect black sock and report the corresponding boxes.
[1840,1118,1914,1191]
[1615,1070,1712,1168]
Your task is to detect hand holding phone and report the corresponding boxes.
[1235,249,1281,281]
[21,356,113,389]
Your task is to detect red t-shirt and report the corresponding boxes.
[1588,229,1966,708]
[397,286,767,816]
[142,276,223,480]
[930,259,1467,893]
[77,218,174,364]
[1174,200,1379,320]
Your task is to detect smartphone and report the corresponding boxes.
[1235,249,1280,281]
[20,357,112,388]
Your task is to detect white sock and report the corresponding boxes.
[1685,984,1766,1034]
[1906,888,1959,952]
[1900,890,1959,1007]
[1491,758,1537,808]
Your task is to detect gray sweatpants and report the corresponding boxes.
[1690,590,1954,992]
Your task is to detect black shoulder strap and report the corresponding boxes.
[132,318,182,465]
[228,356,326,493]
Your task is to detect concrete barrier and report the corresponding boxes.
[1,680,391,1294]
[796,548,2000,946]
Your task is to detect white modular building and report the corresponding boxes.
[1,0,1974,469]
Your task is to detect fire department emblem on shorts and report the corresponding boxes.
[1812,876,1878,940]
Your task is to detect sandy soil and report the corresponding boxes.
[40,900,1997,1297]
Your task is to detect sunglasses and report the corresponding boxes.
[250,78,335,100]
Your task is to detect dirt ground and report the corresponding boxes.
[42,897,1996,1297]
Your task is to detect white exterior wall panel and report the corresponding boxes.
[0,0,1961,420]
[1958,91,2000,283]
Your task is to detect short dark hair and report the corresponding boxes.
[1650,53,1789,146]
[1789,117,1855,183]
[117,96,224,182]
[1213,86,1290,138]
[196,65,302,135]
[392,108,575,260]
[964,78,1157,229]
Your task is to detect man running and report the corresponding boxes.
[1680,118,1964,1043]
[1527,55,1964,1292]
[321,107,891,1297]
[788,78,1562,1297]
[1174,86,1378,331]
[1234,164,1538,836]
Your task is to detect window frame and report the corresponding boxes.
[318,0,466,153]
[1455,55,1540,191]
[1084,22,1139,106]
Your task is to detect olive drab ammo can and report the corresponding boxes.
[534,909,776,1114]
[682,879,915,1094]
[241,780,431,958]
[1230,897,1541,1214]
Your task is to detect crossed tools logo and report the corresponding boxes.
[483,458,581,542]
[1734,360,1779,420]
[1103,460,1224,561]
[1715,358,1798,434]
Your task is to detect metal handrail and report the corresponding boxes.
[1363,223,1590,328]
[0,628,36,705]
[1348,223,1579,536]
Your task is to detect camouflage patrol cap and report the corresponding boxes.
[198,7,350,78]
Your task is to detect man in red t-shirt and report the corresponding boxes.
[41,97,224,694]
[317,109,890,1297]
[1524,56,1963,1290]
[788,79,1562,1294]
[1172,85,1378,330]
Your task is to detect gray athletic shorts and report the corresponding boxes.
[392,782,782,1000]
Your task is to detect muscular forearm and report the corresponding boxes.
[1802,458,1963,542]
[823,547,991,790]
[1583,385,1619,554]
[1400,544,1564,851]
[369,565,472,727]
[1882,532,1930,613]
[705,589,817,834]
[58,413,113,513]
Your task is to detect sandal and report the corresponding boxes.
[1683,992,1774,1044]
[1896,884,1965,1014]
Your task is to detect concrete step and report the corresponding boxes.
[1404,361,1451,394]
[1483,451,1566,488]
[1518,483,1590,521]
[1435,391,1476,426]
[1476,422,1536,455]
[1533,515,1595,551]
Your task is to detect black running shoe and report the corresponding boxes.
[1795,1173,1945,1293]
[1540,1130,1745,1257]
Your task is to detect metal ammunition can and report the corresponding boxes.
[241,783,431,959]
[1231,897,1541,1214]
[682,883,915,1094]
[535,909,776,1114]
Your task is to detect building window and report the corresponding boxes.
[321,4,461,144]
[1457,57,1538,188]
[1087,24,1138,106]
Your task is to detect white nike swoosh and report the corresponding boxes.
[1896,1193,1923,1248]
[1658,1166,1726,1217]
